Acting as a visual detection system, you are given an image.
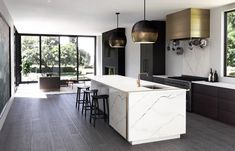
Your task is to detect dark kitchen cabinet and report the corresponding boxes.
[140,21,165,81]
[218,88,235,126]
[192,84,218,119]
[102,28,125,76]
[192,83,235,127]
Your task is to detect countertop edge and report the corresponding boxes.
[87,75,183,92]
[192,81,235,90]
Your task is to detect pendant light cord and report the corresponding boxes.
[144,0,146,20]
[116,12,120,28]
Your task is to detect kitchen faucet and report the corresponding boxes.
[137,73,148,87]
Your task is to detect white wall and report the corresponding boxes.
[96,35,102,76]
[125,26,140,78]
[210,3,235,83]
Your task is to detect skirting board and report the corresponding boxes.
[0,96,14,131]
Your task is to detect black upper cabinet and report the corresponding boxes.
[102,28,125,76]
[140,21,166,81]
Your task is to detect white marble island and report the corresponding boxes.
[87,75,186,145]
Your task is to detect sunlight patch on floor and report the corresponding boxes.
[15,83,80,99]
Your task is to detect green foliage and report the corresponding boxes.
[22,60,32,75]
[41,37,59,70]
[61,67,76,72]
[79,49,91,66]
[227,49,235,67]
[60,43,77,67]
[21,36,91,75]
[21,36,40,66]
[226,12,235,67]
[229,72,235,76]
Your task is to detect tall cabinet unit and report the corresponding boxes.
[140,21,166,81]
[102,28,125,76]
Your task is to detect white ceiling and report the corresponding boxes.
[3,0,235,35]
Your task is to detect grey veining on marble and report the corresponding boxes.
[181,40,210,77]
[128,90,186,142]
[130,93,183,128]
[90,77,186,144]
[109,88,127,139]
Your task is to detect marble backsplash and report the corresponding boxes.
[166,40,210,77]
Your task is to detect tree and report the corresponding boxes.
[79,49,91,67]
[41,37,59,72]
[227,12,235,68]
[21,36,91,74]
[21,36,40,73]
[60,43,77,67]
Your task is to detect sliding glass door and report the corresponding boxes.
[78,37,95,80]
[60,36,77,80]
[41,36,59,76]
[19,34,96,83]
[21,36,40,82]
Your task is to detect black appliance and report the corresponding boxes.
[165,75,207,112]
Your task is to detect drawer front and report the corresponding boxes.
[218,88,235,101]
[218,98,235,113]
[193,83,218,97]
[218,110,235,126]
[193,93,218,119]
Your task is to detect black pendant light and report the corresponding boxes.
[132,0,158,43]
[109,12,127,48]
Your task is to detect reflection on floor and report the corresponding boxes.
[15,82,90,98]
[1,94,235,151]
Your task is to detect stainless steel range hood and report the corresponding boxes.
[166,8,210,40]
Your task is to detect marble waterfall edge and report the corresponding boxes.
[89,75,186,145]
[128,90,186,144]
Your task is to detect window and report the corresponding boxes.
[78,37,95,80]
[19,34,96,83]
[21,36,40,82]
[60,36,78,80]
[41,36,59,76]
[225,10,235,77]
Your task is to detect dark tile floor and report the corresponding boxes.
[0,94,235,151]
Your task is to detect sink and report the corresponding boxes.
[142,85,163,89]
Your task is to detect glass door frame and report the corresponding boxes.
[18,33,96,83]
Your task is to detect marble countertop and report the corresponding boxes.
[192,81,235,90]
[87,75,183,92]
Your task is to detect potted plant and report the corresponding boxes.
[22,60,32,76]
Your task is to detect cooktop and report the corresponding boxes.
[168,75,208,82]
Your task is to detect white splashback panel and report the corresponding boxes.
[166,40,210,77]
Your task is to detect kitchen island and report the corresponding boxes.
[87,75,186,145]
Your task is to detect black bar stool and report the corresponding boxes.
[90,95,109,127]
[82,89,98,118]
[76,86,90,110]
